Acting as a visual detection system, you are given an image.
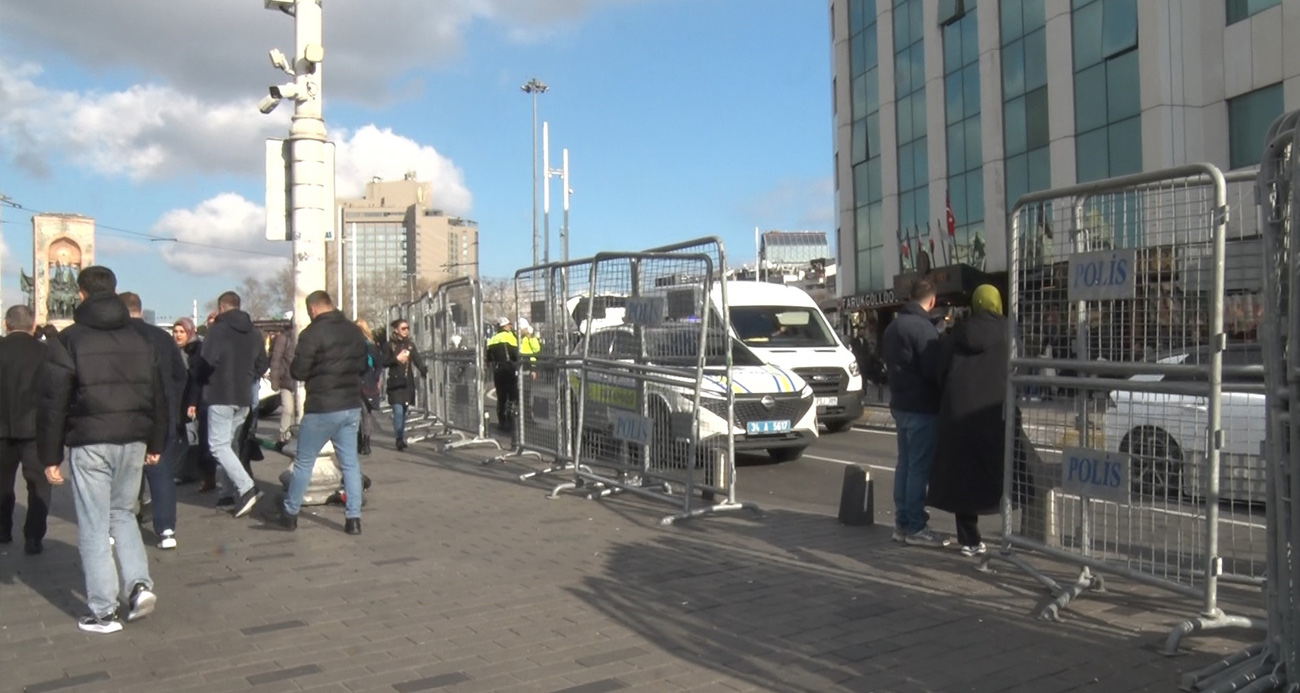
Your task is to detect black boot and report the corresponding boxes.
[345,518,361,535]
[360,435,371,456]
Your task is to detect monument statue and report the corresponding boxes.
[31,213,96,327]
[20,269,35,309]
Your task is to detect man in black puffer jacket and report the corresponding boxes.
[37,266,168,634]
[186,291,268,519]
[881,279,949,548]
[264,291,368,535]
[0,305,51,555]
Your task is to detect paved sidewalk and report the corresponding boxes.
[0,438,1262,693]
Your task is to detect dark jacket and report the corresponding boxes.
[36,292,169,464]
[882,302,940,414]
[188,309,268,408]
[290,310,369,414]
[382,337,426,405]
[129,317,187,417]
[0,332,47,440]
[269,330,297,391]
[362,340,383,401]
[928,310,1010,515]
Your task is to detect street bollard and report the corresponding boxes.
[837,464,874,526]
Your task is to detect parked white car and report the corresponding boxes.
[573,323,818,463]
[1103,344,1266,503]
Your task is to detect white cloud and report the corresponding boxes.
[153,193,289,278]
[0,62,286,181]
[333,125,472,213]
[0,1,640,105]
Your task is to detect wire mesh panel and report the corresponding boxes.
[429,277,498,451]
[991,164,1268,655]
[558,250,760,525]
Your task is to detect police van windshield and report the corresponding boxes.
[730,306,838,348]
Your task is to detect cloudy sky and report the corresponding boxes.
[0,0,832,321]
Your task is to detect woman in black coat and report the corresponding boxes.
[929,285,1010,556]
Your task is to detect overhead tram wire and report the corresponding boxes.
[0,196,286,259]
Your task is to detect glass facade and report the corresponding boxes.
[344,221,408,295]
[1228,83,1284,170]
[850,0,885,291]
[943,0,981,261]
[1227,0,1280,24]
[1002,0,1050,211]
[1072,0,1141,182]
[894,0,929,258]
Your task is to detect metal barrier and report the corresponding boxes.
[1180,114,1300,693]
[985,163,1268,654]
[551,248,761,525]
[427,277,498,451]
[404,293,441,443]
[490,260,591,479]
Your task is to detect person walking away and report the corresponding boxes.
[269,327,298,450]
[0,306,52,555]
[882,280,949,547]
[486,317,520,433]
[518,318,541,361]
[36,266,168,633]
[120,293,187,549]
[383,319,426,450]
[928,285,1009,556]
[265,291,368,534]
[355,319,383,456]
[186,292,268,518]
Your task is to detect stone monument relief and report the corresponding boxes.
[27,214,96,327]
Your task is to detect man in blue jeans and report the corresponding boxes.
[266,290,368,535]
[186,291,268,519]
[881,279,950,547]
[38,266,169,633]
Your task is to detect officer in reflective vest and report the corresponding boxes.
[518,318,541,362]
[485,317,520,432]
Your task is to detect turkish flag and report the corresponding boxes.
[946,193,957,238]
[902,241,911,257]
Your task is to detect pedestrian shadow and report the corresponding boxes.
[568,522,1233,693]
[0,538,89,620]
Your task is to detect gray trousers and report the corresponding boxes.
[69,442,152,619]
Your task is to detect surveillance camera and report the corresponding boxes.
[269,49,293,74]
[269,83,300,101]
[258,94,281,114]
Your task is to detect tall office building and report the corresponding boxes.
[832,0,1299,322]
[328,174,479,317]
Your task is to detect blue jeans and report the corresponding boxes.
[284,408,363,519]
[208,405,255,498]
[69,443,152,619]
[141,415,183,534]
[391,403,406,441]
[892,410,936,534]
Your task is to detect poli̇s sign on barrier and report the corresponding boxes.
[1063,446,1132,504]
[1067,248,1137,301]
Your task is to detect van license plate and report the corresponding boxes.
[747,420,792,435]
[815,396,838,407]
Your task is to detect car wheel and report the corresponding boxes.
[824,420,853,434]
[767,447,807,463]
[1121,427,1183,498]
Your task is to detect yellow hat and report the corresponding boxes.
[972,284,1002,315]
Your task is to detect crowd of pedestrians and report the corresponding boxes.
[883,280,1037,556]
[0,266,374,635]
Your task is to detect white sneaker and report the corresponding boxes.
[904,527,952,548]
[891,529,906,543]
[126,583,156,622]
[158,530,177,550]
[960,542,988,557]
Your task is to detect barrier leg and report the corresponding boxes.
[1163,612,1269,656]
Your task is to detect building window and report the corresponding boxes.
[1072,0,1141,182]
[850,0,886,292]
[1003,0,1049,211]
[1227,0,1281,24]
[943,0,980,265]
[1229,83,1284,169]
[895,0,929,271]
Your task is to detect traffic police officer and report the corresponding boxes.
[485,317,520,432]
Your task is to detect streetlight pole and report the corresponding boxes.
[561,149,570,264]
[521,78,548,267]
[261,0,338,504]
[542,121,551,266]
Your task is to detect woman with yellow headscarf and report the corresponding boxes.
[927,284,1008,556]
